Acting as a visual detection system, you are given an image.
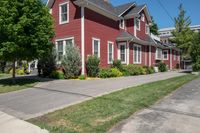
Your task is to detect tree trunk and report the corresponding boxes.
[12,60,16,84]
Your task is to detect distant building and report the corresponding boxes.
[158,25,200,44]
[158,25,200,70]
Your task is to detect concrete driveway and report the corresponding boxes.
[0,71,185,120]
[108,77,200,133]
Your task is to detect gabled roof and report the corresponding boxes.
[47,0,151,22]
[124,4,152,23]
[114,2,136,16]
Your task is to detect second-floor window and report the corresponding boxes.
[134,45,142,64]
[92,38,100,58]
[145,24,150,34]
[119,19,125,29]
[59,2,69,24]
[141,14,145,21]
[136,19,140,30]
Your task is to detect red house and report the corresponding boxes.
[47,0,180,75]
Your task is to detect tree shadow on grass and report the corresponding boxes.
[0,75,56,86]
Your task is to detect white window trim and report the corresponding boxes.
[156,48,162,60]
[118,43,127,64]
[163,50,169,60]
[133,44,142,64]
[55,37,74,63]
[92,38,100,58]
[136,19,140,31]
[119,19,125,29]
[107,41,114,64]
[59,2,69,25]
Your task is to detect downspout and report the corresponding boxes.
[81,6,85,75]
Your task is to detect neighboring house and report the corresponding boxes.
[47,0,180,75]
[159,25,200,69]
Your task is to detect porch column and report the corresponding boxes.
[127,41,129,65]
[81,6,85,75]
[145,46,147,66]
[149,45,152,66]
[170,49,172,70]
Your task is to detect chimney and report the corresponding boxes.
[104,0,109,3]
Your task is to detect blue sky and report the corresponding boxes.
[43,0,200,29]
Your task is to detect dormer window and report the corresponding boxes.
[136,19,140,30]
[141,14,145,21]
[59,2,69,24]
[119,19,125,29]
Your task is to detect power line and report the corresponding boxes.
[156,0,174,23]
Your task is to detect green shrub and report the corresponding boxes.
[123,65,146,76]
[17,69,25,75]
[50,70,65,79]
[111,60,123,72]
[79,75,86,80]
[9,68,25,75]
[158,62,167,72]
[143,66,155,74]
[62,45,81,79]
[99,68,122,78]
[38,49,57,77]
[86,56,100,77]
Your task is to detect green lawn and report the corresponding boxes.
[0,78,38,94]
[29,74,199,133]
[0,73,10,78]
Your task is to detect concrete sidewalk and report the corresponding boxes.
[0,71,186,120]
[108,77,200,133]
[0,111,48,133]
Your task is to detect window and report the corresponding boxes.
[136,19,140,30]
[145,24,150,34]
[59,2,69,24]
[134,45,142,64]
[56,37,74,61]
[118,43,126,63]
[174,51,177,60]
[156,48,162,60]
[163,50,168,60]
[141,14,145,21]
[92,38,100,57]
[108,41,114,64]
[119,19,125,29]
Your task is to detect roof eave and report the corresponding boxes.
[74,0,119,21]
[117,3,136,17]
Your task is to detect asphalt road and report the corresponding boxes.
[0,71,185,120]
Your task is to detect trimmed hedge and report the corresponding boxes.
[123,65,146,76]
[50,70,65,79]
[99,68,123,78]
[143,66,155,74]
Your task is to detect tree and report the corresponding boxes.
[62,45,81,79]
[190,32,200,71]
[0,0,54,83]
[170,4,194,58]
[150,16,159,35]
